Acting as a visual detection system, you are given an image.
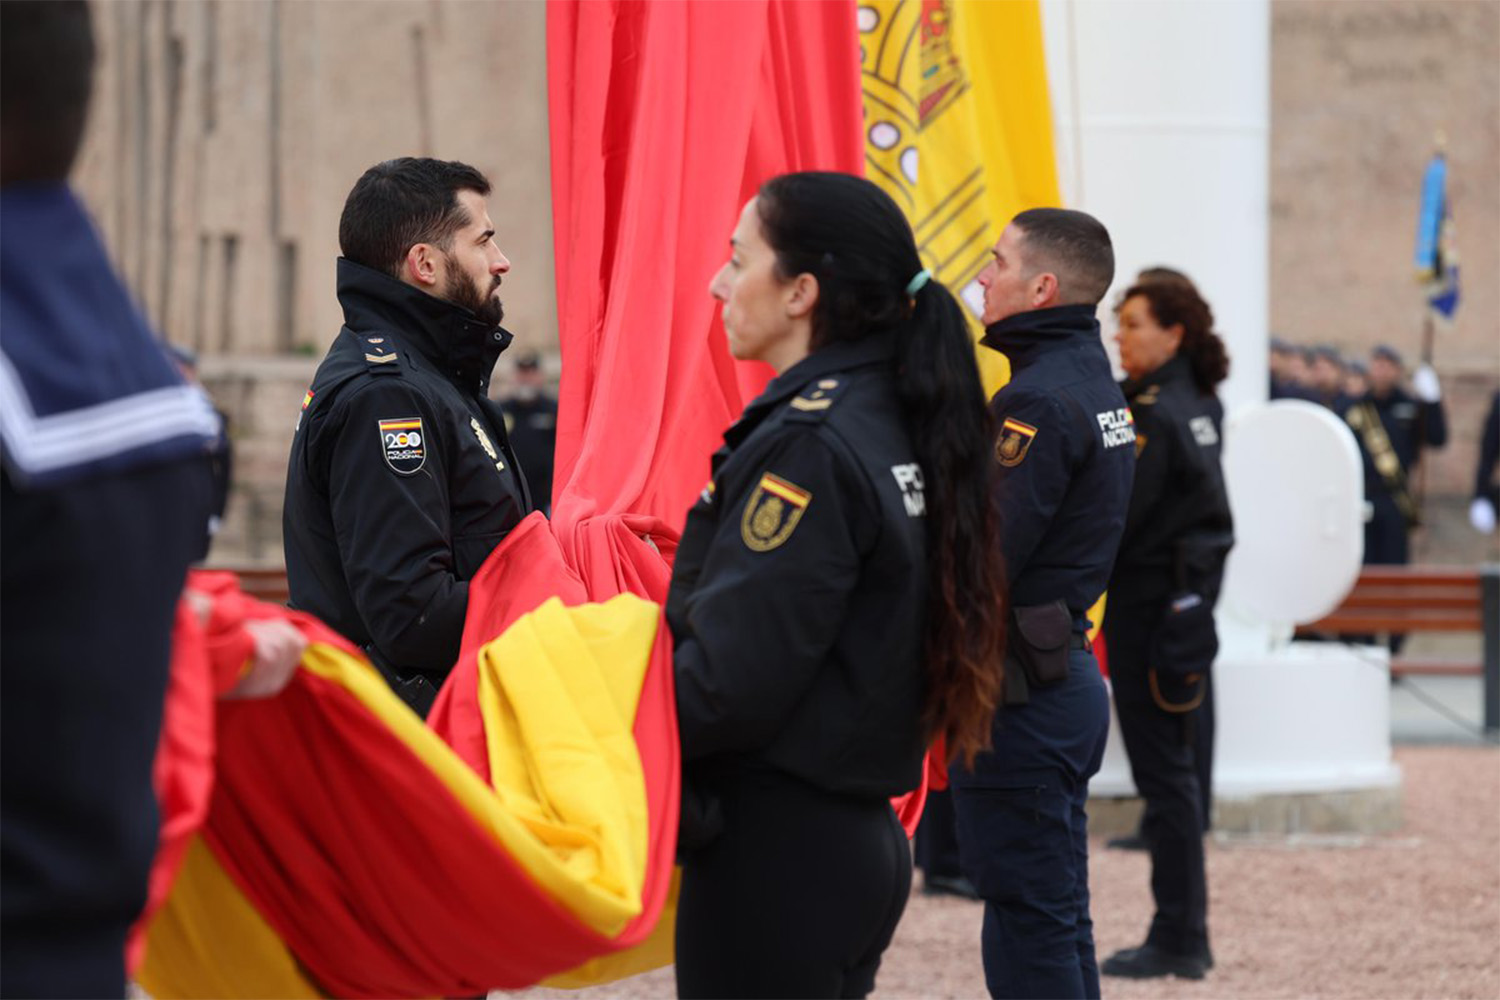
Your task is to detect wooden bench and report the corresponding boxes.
[213,566,290,605]
[1296,565,1500,733]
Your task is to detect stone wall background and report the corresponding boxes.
[73,0,556,562]
[70,0,1500,565]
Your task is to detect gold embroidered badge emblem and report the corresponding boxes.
[740,473,812,551]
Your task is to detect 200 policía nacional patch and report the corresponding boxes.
[741,472,812,551]
[378,417,426,475]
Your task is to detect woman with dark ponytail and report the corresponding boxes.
[666,171,1006,997]
[1098,278,1234,982]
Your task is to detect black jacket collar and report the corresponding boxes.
[335,258,512,393]
[980,304,1101,371]
[727,328,899,447]
[1123,354,1192,400]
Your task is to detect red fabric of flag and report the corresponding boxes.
[547,0,864,530]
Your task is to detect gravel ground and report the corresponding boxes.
[517,745,1500,999]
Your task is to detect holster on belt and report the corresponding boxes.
[366,646,440,718]
[1001,598,1073,706]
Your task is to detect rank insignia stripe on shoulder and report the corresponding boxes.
[996,417,1038,467]
[365,352,398,364]
[377,417,426,475]
[788,377,845,416]
[741,472,812,551]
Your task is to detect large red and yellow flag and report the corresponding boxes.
[138,2,865,996]
[860,0,1062,395]
[135,2,1066,995]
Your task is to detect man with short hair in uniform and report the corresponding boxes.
[950,208,1135,999]
[283,158,531,716]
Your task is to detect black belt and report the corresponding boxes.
[1070,632,1092,652]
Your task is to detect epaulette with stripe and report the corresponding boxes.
[785,377,847,423]
[362,336,402,375]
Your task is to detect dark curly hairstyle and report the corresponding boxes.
[756,171,1007,766]
[1119,281,1229,393]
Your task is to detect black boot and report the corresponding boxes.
[1101,943,1211,979]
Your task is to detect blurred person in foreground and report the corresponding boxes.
[669,173,1006,997]
[0,4,298,995]
[1101,279,1234,981]
[1344,344,1447,571]
[952,209,1135,999]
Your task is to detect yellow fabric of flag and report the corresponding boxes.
[138,594,665,996]
[860,0,1062,396]
[861,2,1108,638]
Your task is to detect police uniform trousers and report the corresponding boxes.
[951,649,1110,1000]
[1102,592,1211,960]
[1364,494,1410,567]
[675,767,911,999]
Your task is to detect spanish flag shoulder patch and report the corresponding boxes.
[996,417,1038,467]
[740,472,812,552]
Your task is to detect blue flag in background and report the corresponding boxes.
[1414,152,1460,319]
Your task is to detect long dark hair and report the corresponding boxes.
[757,172,1006,765]
[1120,281,1230,393]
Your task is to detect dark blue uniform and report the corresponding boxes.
[951,304,1135,999]
[1,185,220,997]
[668,330,926,998]
[1343,386,1447,566]
[1476,391,1500,512]
[1103,354,1233,971]
[283,260,530,715]
[503,391,558,515]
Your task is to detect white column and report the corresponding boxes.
[1041,0,1270,414]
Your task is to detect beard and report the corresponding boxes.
[442,252,505,327]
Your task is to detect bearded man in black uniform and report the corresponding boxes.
[283,158,531,716]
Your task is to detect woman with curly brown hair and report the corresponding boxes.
[1100,278,1234,982]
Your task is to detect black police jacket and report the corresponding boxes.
[667,329,928,798]
[1344,386,1447,505]
[284,259,530,689]
[1112,355,1234,592]
[981,305,1136,618]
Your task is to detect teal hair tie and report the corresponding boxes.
[905,268,933,296]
